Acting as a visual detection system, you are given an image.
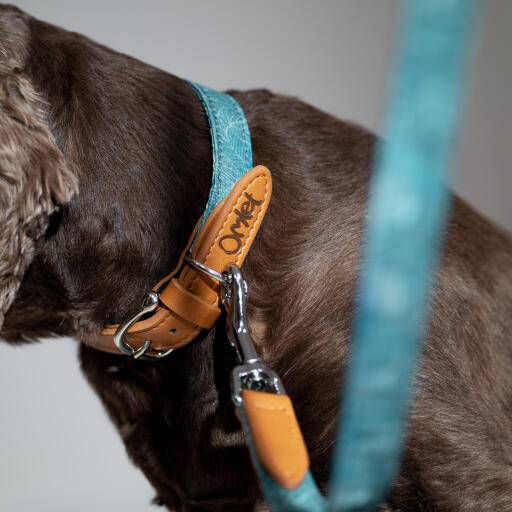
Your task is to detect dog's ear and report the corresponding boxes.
[0,6,79,327]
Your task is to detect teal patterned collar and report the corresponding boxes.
[186,81,253,238]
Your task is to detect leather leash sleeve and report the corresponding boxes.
[241,389,310,491]
[84,165,271,355]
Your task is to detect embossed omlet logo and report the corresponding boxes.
[218,192,263,255]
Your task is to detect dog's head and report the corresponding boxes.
[0,5,78,332]
[0,5,211,343]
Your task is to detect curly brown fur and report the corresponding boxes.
[2,5,512,512]
[0,6,77,328]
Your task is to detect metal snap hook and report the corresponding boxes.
[222,264,285,406]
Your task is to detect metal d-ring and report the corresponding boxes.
[113,292,174,361]
[184,253,230,284]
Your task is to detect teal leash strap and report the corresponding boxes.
[187,1,480,507]
[186,81,253,237]
[328,1,480,511]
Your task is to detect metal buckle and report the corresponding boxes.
[113,255,225,362]
[113,292,174,361]
[221,264,285,406]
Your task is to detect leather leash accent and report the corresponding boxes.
[241,390,309,491]
[84,165,271,355]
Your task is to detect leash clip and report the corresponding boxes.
[221,264,285,406]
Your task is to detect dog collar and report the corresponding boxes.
[83,84,308,494]
[84,82,272,358]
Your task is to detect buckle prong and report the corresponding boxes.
[114,292,174,361]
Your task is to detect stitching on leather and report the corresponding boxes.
[102,168,268,350]
[125,309,170,336]
[249,402,305,480]
[206,172,268,265]
[134,309,172,333]
[165,280,219,318]
[186,171,270,300]
[235,175,270,267]
[208,172,270,297]
[131,309,195,341]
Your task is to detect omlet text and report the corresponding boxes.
[218,192,263,255]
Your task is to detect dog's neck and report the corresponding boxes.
[4,34,216,341]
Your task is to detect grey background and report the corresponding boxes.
[0,1,510,511]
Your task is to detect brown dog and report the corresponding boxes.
[2,5,512,511]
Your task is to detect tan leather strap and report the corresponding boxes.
[84,165,271,355]
[241,389,310,490]
[159,279,220,329]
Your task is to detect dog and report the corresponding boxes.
[2,5,512,511]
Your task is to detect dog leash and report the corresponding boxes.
[84,0,479,506]
[328,1,479,509]
[243,2,478,510]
